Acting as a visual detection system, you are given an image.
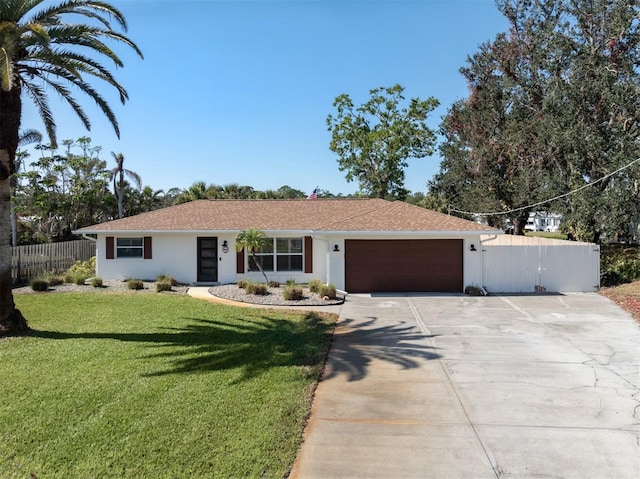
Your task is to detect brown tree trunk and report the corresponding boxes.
[0,150,29,336]
[512,211,529,236]
[0,85,30,336]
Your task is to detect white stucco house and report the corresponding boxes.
[74,198,501,293]
[524,211,563,232]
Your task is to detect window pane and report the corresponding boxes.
[276,238,289,253]
[257,240,274,254]
[117,238,142,247]
[290,238,303,253]
[277,238,303,253]
[117,247,143,258]
[249,255,273,271]
[277,254,302,271]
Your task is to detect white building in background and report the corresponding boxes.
[525,212,563,232]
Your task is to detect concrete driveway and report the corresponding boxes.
[290,293,640,479]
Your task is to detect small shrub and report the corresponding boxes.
[600,245,640,286]
[268,280,280,288]
[156,274,177,286]
[63,273,75,284]
[283,286,303,300]
[128,279,144,290]
[91,277,103,288]
[308,278,323,293]
[74,275,87,286]
[30,279,49,292]
[245,282,268,295]
[318,283,337,300]
[156,281,173,292]
[464,285,484,296]
[46,276,64,286]
[285,279,296,287]
[238,279,249,289]
[67,257,96,278]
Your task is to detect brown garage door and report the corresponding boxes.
[345,239,463,293]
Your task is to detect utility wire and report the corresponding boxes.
[448,157,640,217]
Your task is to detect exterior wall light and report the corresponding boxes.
[222,240,229,253]
[470,244,477,252]
[333,244,340,252]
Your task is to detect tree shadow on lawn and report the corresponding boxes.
[31,313,334,381]
[29,313,439,382]
[320,317,441,382]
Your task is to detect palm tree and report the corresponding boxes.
[108,152,142,218]
[176,181,211,203]
[236,228,271,284]
[0,0,142,336]
[138,186,165,213]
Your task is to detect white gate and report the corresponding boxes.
[481,235,600,293]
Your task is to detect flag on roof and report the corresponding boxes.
[307,187,318,200]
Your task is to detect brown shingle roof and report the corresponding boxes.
[75,198,499,233]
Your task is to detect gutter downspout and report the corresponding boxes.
[81,233,97,243]
[310,233,347,295]
[480,234,498,295]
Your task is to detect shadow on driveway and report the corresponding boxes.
[321,316,440,382]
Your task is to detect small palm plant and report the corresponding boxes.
[236,228,271,284]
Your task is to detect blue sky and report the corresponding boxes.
[22,0,509,196]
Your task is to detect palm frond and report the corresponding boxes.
[124,169,142,190]
[3,0,142,149]
[0,47,13,91]
[27,41,134,103]
[18,129,43,147]
[28,1,127,31]
[21,79,57,147]
[23,22,50,46]
[0,0,42,22]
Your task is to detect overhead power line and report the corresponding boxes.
[448,157,640,217]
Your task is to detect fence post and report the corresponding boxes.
[17,248,21,284]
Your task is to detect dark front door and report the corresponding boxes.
[197,237,218,282]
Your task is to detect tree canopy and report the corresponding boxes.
[327,84,439,200]
[430,0,640,241]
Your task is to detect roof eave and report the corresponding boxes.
[314,230,503,236]
[74,228,503,236]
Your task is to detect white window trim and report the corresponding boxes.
[116,237,144,259]
[247,237,304,273]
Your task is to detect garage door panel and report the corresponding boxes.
[345,239,463,293]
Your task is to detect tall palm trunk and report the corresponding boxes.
[114,174,124,219]
[0,85,29,335]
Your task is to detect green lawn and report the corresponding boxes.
[1,293,336,478]
[525,231,567,240]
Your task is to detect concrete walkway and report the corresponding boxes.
[289,293,640,479]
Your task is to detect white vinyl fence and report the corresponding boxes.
[481,235,600,293]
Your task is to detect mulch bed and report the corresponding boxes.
[599,285,640,324]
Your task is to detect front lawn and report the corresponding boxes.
[1,293,336,478]
[524,231,567,240]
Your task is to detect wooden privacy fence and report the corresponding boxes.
[11,240,96,284]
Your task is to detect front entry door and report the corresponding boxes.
[197,237,218,282]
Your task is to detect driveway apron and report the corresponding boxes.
[289,293,640,479]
